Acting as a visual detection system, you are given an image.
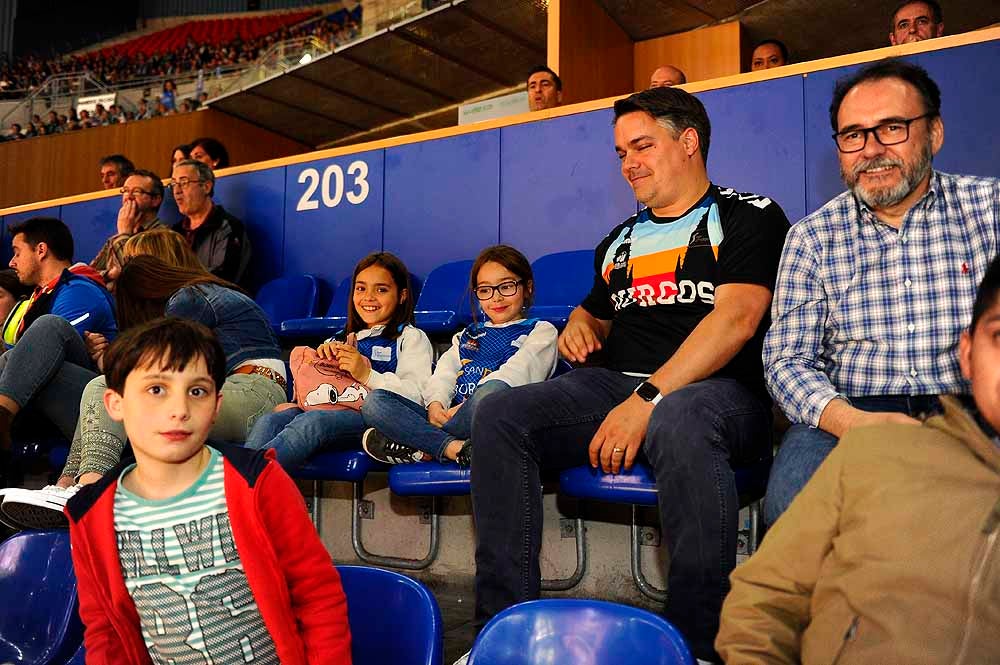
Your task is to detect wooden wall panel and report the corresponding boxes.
[0,110,310,208]
[550,0,634,105]
[634,22,744,91]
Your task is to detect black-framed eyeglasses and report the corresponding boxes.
[120,187,154,197]
[832,113,932,153]
[169,178,204,191]
[475,280,522,301]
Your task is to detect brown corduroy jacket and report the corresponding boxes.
[716,396,1000,665]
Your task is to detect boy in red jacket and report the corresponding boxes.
[66,317,352,664]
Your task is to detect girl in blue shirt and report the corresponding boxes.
[246,252,433,467]
[362,245,558,467]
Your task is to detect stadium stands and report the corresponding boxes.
[89,11,320,60]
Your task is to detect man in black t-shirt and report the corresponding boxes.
[465,87,790,664]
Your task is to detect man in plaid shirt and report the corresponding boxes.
[763,58,1000,525]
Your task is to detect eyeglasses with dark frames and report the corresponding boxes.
[475,280,522,301]
[832,113,933,153]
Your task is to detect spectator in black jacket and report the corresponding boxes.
[170,159,251,285]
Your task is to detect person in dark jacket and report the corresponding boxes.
[170,159,252,285]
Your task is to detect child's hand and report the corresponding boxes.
[84,332,109,371]
[428,402,450,427]
[316,341,337,359]
[335,344,372,383]
[446,403,462,419]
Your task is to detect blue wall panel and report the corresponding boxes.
[698,75,807,224]
[804,41,1000,214]
[282,149,385,287]
[212,168,286,290]
[59,197,122,266]
[499,110,636,261]
[384,131,501,279]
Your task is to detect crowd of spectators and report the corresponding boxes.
[0,13,360,98]
[0,10,361,143]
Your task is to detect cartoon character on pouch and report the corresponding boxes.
[304,382,369,407]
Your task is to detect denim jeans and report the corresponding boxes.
[0,314,98,440]
[470,367,772,661]
[244,407,366,468]
[63,372,285,478]
[764,394,941,526]
[361,381,510,461]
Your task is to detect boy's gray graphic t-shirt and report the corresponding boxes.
[113,446,279,664]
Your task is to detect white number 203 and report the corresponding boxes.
[295,160,370,211]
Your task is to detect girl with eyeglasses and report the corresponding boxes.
[361,245,558,467]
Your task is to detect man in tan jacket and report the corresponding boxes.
[716,255,1000,664]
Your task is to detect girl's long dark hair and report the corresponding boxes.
[345,252,414,340]
[114,255,243,330]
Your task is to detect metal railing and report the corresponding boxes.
[215,36,333,97]
[2,0,446,127]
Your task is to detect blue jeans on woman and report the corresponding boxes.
[468,368,772,662]
[763,394,942,526]
[0,314,99,440]
[244,407,366,468]
[361,381,510,461]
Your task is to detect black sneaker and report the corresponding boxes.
[455,441,473,468]
[362,428,426,465]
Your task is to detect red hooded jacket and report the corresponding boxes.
[65,445,352,664]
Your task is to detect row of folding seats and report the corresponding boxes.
[0,528,696,664]
[254,250,770,602]
[90,10,319,60]
[260,249,595,341]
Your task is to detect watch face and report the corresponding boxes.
[636,382,659,401]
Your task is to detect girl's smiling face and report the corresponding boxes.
[353,265,404,328]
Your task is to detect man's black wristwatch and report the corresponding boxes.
[633,381,663,405]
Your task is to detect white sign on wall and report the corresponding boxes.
[458,91,529,125]
[76,93,117,114]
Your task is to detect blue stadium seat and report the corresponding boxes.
[414,260,475,334]
[389,461,469,496]
[255,274,320,332]
[337,565,443,665]
[11,436,71,478]
[292,449,385,483]
[467,599,695,665]
[0,529,84,665]
[281,276,352,338]
[559,457,772,601]
[528,250,594,328]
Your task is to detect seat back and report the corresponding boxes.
[337,564,443,665]
[325,276,354,318]
[0,529,84,665]
[468,599,695,665]
[256,274,320,330]
[326,273,424,319]
[413,260,475,333]
[528,250,594,327]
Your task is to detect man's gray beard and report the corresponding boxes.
[842,140,933,209]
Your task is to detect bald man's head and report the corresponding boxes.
[649,65,687,88]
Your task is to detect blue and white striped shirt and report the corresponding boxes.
[764,171,1000,426]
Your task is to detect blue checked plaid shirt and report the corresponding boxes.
[764,171,1000,426]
